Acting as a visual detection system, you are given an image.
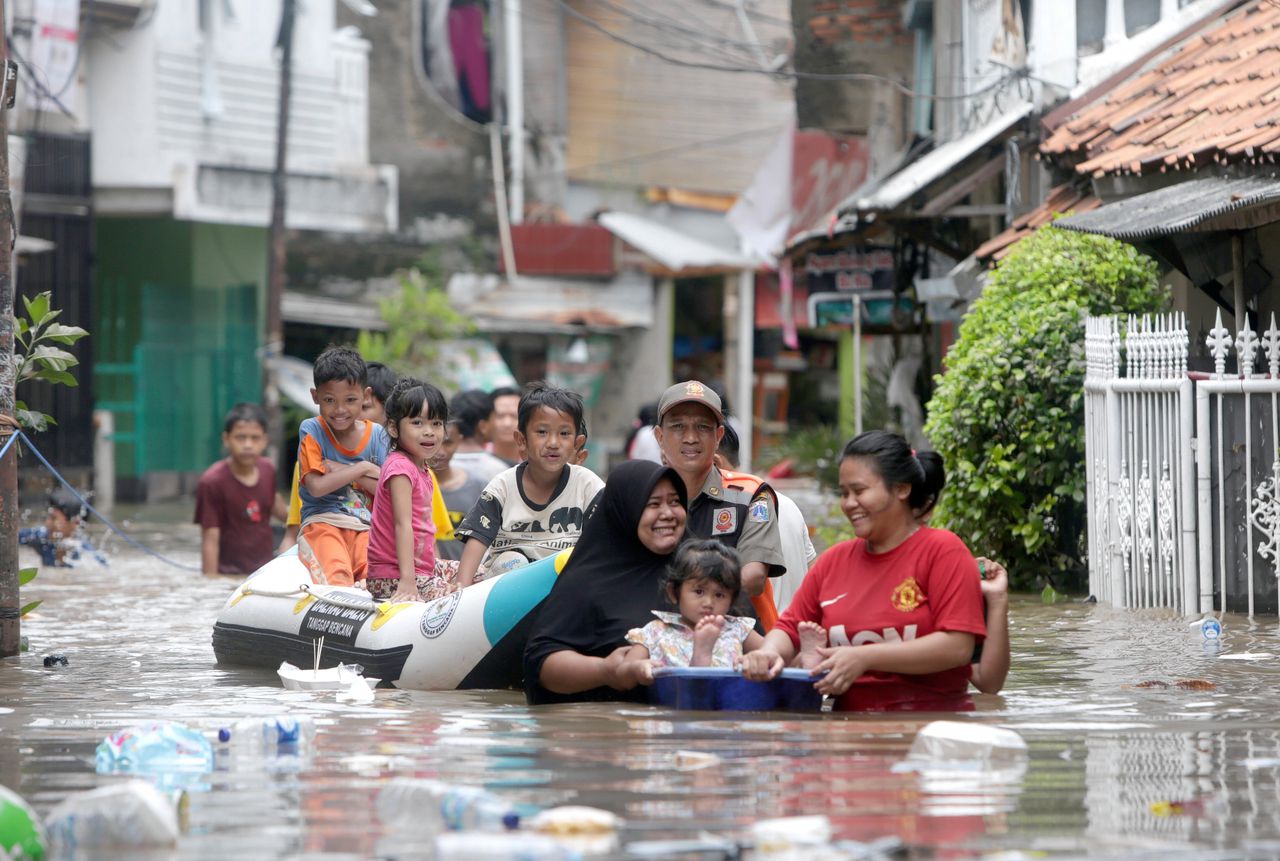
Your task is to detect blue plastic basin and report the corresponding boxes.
[649,667,824,712]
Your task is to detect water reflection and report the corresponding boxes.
[9,511,1280,857]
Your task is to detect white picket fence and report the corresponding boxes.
[1084,310,1280,615]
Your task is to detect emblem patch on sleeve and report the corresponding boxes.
[748,496,770,523]
[712,507,737,535]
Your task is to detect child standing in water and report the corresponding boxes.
[620,540,827,670]
[366,378,450,603]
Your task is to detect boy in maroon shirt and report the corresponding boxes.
[195,403,288,575]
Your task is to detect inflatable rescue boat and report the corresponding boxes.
[212,548,569,690]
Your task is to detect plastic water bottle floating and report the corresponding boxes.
[1201,617,1222,641]
[377,779,522,832]
[44,781,185,851]
[95,722,214,779]
[217,716,316,753]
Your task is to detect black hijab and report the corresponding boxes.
[523,460,687,705]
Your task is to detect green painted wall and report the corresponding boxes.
[93,218,268,478]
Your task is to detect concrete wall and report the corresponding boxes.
[792,0,912,137]
[339,0,492,231]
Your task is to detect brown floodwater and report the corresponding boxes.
[6,506,1280,859]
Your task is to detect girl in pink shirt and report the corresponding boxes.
[367,378,450,603]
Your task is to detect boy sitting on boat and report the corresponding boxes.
[296,347,391,587]
[454,383,604,587]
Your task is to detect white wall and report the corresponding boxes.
[89,0,372,191]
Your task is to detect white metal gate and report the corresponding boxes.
[1085,310,1280,615]
[1084,314,1196,613]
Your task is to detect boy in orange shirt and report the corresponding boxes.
[296,347,391,586]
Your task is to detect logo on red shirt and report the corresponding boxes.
[891,577,924,612]
[245,499,262,523]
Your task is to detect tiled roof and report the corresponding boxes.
[972,184,1101,262]
[1042,1,1280,177]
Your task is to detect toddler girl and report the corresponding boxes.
[621,540,766,669]
[366,378,452,603]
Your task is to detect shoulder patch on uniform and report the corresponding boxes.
[749,496,770,523]
[712,507,737,535]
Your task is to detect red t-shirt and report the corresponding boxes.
[776,527,986,712]
[194,457,277,574]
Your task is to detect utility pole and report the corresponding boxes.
[0,0,19,658]
[503,0,524,224]
[264,0,296,456]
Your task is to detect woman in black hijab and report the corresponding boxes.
[524,460,687,705]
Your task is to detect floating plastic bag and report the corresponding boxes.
[898,720,1027,769]
[529,806,622,855]
[751,815,833,858]
[892,721,1029,817]
[95,721,214,782]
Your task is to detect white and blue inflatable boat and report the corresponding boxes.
[212,548,569,690]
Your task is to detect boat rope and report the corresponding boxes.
[1,428,202,572]
[239,582,382,613]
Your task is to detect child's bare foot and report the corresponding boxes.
[691,615,725,667]
[796,620,828,670]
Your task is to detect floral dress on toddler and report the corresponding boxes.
[626,611,755,669]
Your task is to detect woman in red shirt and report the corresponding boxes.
[743,430,986,711]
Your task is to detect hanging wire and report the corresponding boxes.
[557,0,1027,97]
[1,429,202,572]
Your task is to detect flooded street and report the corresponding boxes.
[7,508,1280,859]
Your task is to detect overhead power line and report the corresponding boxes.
[559,0,1026,100]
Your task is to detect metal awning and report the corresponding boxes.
[597,211,757,275]
[16,235,55,255]
[1055,174,1280,240]
[842,102,1033,216]
[282,292,387,331]
[447,272,655,334]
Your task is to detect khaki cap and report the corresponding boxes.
[657,380,724,424]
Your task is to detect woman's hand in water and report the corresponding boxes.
[603,646,654,690]
[740,649,784,681]
[812,646,868,696]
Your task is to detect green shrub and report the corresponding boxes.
[355,267,475,390]
[923,226,1165,591]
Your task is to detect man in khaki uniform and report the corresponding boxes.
[653,381,786,627]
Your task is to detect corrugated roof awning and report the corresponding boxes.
[597,211,758,275]
[1055,174,1280,240]
[842,102,1034,216]
[448,272,655,334]
[282,292,387,331]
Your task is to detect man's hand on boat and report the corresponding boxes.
[740,649,785,682]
